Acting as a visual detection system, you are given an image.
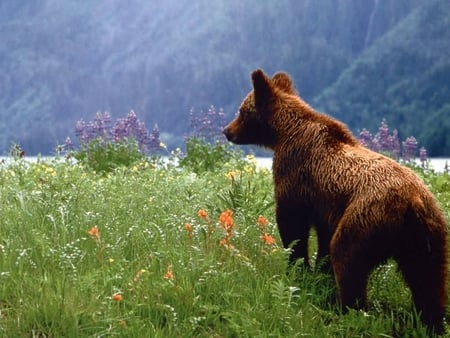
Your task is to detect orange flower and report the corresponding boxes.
[184,223,193,238]
[261,233,276,246]
[218,209,234,231]
[198,209,208,219]
[257,216,269,228]
[219,238,228,246]
[112,293,123,302]
[164,265,174,280]
[88,226,99,238]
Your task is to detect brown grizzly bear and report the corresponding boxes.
[223,69,449,334]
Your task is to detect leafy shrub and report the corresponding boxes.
[72,137,143,173]
[178,105,243,174]
[178,138,241,174]
[66,111,162,173]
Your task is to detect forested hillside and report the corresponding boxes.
[1,0,448,155]
[315,0,450,156]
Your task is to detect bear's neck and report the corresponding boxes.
[273,103,359,154]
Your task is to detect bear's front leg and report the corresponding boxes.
[276,201,311,268]
[315,224,332,273]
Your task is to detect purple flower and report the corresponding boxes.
[188,105,227,143]
[64,137,74,152]
[358,119,427,163]
[419,147,427,163]
[403,136,418,161]
[358,128,373,149]
[70,110,162,155]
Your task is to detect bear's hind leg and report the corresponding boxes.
[330,230,375,310]
[396,241,447,335]
[331,257,371,310]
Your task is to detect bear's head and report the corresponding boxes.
[223,69,297,148]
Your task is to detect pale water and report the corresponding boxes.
[1,156,449,173]
[255,157,449,173]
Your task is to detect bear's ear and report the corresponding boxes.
[251,69,273,109]
[271,72,296,95]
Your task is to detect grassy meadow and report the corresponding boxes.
[0,146,449,337]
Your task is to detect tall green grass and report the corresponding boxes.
[0,152,448,337]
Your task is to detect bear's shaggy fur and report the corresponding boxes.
[223,69,449,334]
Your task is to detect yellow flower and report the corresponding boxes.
[225,171,237,180]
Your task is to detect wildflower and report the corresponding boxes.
[184,223,193,238]
[188,105,227,143]
[164,265,174,280]
[244,165,254,174]
[133,269,146,283]
[198,209,208,219]
[45,166,56,177]
[197,208,213,235]
[219,238,228,247]
[218,209,234,231]
[257,215,269,229]
[112,293,123,302]
[261,233,276,246]
[218,210,234,248]
[358,128,373,149]
[419,147,427,163]
[88,226,99,239]
[225,171,237,180]
[64,137,74,152]
[403,136,418,161]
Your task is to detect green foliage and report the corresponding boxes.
[72,137,144,173]
[413,166,450,221]
[0,151,448,336]
[178,138,242,174]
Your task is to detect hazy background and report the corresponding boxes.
[1,0,449,155]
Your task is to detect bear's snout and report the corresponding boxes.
[222,126,234,142]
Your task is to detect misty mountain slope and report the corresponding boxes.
[2,0,446,155]
[314,0,450,155]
